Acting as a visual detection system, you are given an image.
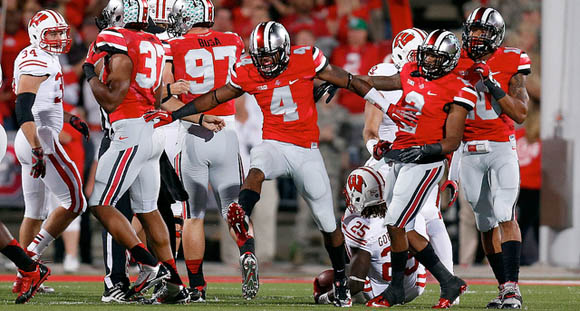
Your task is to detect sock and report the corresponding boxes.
[391,250,408,288]
[0,240,37,272]
[27,228,55,260]
[185,259,205,288]
[486,252,507,285]
[501,241,521,283]
[129,243,158,267]
[325,243,346,281]
[414,243,453,285]
[238,189,260,216]
[162,258,184,285]
[239,237,255,255]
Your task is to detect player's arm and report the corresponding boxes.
[322,247,371,303]
[85,53,132,113]
[159,62,208,124]
[16,75,46,149]
[360,73,403,92]
[363,102,392,160]
[63,111,90,140]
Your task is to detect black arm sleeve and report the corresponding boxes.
[171,100,199,120]
[15,92,36,126]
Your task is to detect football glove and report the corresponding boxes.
[30,147,46,179]
[473,61,506,100]
[83,42,107,82]
[387,104,419,128]
[143,110,174,128]
[373,140,392,160]
[314,82,339,104]
[440,180,459,209]
[398,143,442,163]
[69,115,89,141]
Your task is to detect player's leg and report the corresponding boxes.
[403,264,427,303]
[421,187,454,274]
[488,145,522,308]
[292,146,350,307]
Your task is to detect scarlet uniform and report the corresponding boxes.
[95,27,165,123]
[89,27,166,213]
[167,30,244,116]
[342,209,426,302]
[230,45,336,232]
[392,62,478,150]
[458,48,531,142]
[166,29,245,220]
[230,45,327,149]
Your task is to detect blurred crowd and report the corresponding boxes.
[0,0,542,267]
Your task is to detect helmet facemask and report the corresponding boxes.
[250,47,289,79]
[417,31,460,80]
[463,22,500,59]
[41,26,72,54]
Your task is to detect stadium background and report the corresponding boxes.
[0,0,577,276]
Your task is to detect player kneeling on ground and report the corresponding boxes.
[314,167,426,306]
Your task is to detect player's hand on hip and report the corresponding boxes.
[143,110,174,128]
[30,147,46,179]
[387,104,419,128]
[201,115,226,132]
[399,143,442,163]
[440,180,459,209]
[314,82,338,104]
[373,140,392,160]
[169,80,190,95]
[69,115,90,141]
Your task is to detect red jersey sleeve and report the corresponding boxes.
[452,78,477,111]
[518,51,531,75]
[162,40,172,62]
[312,46,328,73]
[229,56,253,91]
[95,27,128,55]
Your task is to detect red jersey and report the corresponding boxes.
[230,45,328,148]
[96,27,165,123]
[392,62,478,150]
[167,30,244,116]
[516,128,541,190]
[457,47,531,142]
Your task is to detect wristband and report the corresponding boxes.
[198,113,204,126]
[423,143,443,156]
[364,88,390,112]
[82,63,97,82]
[346,73,353,89]
[484,79,507,100]
[366,138,378,155]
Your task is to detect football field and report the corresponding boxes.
[1,279,579,310]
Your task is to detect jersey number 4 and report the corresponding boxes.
[270,85,299,122]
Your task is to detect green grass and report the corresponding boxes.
[1,282,579,310]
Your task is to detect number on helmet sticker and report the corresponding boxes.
[399,90,424,134]
[184,45,238,94]
[270,86,299,122]
[136,41,164,89]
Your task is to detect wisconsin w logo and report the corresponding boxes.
[30,13,48,27]
[347,174,366,193]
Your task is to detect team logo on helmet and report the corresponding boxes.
[344,167,385,216]
[391,28,427,71]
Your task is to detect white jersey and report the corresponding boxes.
[14,45,64,133]
[368,62,400,142]
[341,209,426,301]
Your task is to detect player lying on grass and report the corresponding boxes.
[313,167,427,305]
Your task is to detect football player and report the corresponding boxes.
[314,167,427,305]
[82,0,187,300]
[454,7,531,309]
[145,21,395,306]
[161,0,242,302]
[12,9,88,294]
[363,27,456,291]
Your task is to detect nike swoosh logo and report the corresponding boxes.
[289,79,299,85]
[119,136,128,140]
[427,91,437,96]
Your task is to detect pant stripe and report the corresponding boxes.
[54,142,85,213]
[406,166,442,226]
[238,153,244,185]
[101,146,137,206]
[109,146,138,204]
[176,151,189,219]
[47,154,78,213]
[99,149,126,205]
[396,166,440,228]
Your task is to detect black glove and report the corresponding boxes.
[313,82,339,103]
[31,147,46,179]
[399,143,442,163]
[69,115,90,141]
[82,63,97,82]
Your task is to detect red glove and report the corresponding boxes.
[31,147,46,179]
[387,104,419,128]
[85,42,107,65]
[440,180,459,209]
[69,115,90,141]
[143,110,174,128]
[472,61,490,79]
[373,140,392,160]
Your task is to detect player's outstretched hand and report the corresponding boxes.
[313,82,338,104]
[170,80,190,95]
[373,140,392,160]
[387,105,419,128]
[143,110,174,128]
[30,147,46,179]
[69,115,90,141]
[201,114,226,132]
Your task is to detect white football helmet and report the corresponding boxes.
[148,0,175,25]
[96,0,149,30]
[28,10,71,54]
[344,167,385,215]
[391,27,427,71]
[168,0,215,36]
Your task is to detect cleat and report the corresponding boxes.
[487,284,504,309]
[150,282,190,304]
[240,251,259,300]
[333,277,352,307]
[433,298,452,309]
[500,282,522,309]
[190,282,207,302]
[435,276,467,308]
[125,263,170,299]
[37,284,55,294]
[366,286,405,308]
[12,272,22,293]
[227,203,251,247]
[15,263,50,304]
[101,282,130,303]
